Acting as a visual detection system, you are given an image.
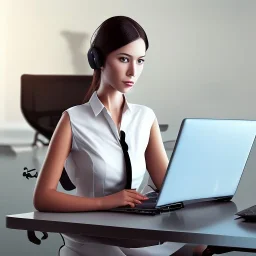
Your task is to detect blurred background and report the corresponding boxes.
[1,0,256,255]
[1,0,256,136]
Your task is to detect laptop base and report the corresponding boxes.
[109,202,184,215]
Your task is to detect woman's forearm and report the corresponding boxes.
[33,189,103,212]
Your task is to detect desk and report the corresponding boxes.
[5,128,256,252]
[5,201,256,250]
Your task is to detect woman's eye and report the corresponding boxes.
[119,57,145,64]
[138,59,145,64]
[119,57,128,62]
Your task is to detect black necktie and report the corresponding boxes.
[119,130,132,189]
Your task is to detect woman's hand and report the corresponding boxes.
[99,189,149,210]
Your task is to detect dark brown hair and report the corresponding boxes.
[82,16,149,103]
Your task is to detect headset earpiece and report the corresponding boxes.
[87,47,103,70]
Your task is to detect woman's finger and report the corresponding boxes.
[128,203,135,208]
[126,190,148,199]
[127,196,142,205]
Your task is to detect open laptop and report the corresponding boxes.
[110,118,256,215]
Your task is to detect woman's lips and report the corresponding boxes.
[123,81,134,87]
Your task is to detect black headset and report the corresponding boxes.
[87,47,103,70]
[87,22,105,70]
[87,17,148,70]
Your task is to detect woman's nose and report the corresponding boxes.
[127,62,136,77]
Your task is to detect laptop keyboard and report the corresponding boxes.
[144,191,158,198]
[110,207,159,215]
[236,205,256,217]
[144,197,157,203]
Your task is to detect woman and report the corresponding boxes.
[33,15,216,255]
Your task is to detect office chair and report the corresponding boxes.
[21,74,92,253]
[21,74,92,190]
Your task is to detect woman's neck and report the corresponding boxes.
[96,88,124,114]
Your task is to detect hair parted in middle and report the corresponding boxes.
[82,16,149,103]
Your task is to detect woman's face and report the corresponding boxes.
[101,38,146,93]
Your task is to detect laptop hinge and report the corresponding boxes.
[214,196,232,202]
[157,202,184,213]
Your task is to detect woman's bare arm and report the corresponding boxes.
[33,111,102,212]
[144,118,169,191]
[33,111,149,212]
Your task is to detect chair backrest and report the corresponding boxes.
[21,74,92,190]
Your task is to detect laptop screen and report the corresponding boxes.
[157,118,256,207]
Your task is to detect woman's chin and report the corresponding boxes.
[125,85,134,90]
[118,87,133,94]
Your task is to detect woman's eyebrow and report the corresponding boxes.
[117,53,146,58]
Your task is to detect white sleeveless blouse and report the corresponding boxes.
[61,91,185,254]
[63,90,156,198]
